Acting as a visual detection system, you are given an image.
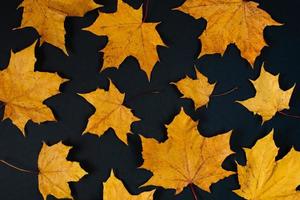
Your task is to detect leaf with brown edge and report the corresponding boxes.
[38,142,87,200]
[18,0,99,53]
[175,68,215,109]
[140,108,233,194]
[83,0,166,79]
[79,81,139,144]
[176,0,281,65]
[103,171,154,200]
[234,130,300,200]
[0,41,65,134]
[237,66,295,122]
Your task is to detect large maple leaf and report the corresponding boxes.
[237,66,295,122]
[38,142,87,199]
[79,81,139,144]
[140,108,233,194]
[177,0,281,65]
[0,42,65,134]
[103,171,154,200]
[84,0,166,79]
[18,0,99,53]
[234,131,300,199]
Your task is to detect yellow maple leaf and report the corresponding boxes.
[140,108,233,194]
[103,171,154,200]
[175,69,215,109]
[79,81,139,144]
[237,66,295,122]
[18,0,99,53]
[38,142,87,199]
[84,0,166,79]
[0,42,65,134]
[234,130,300,200]
[177,0,281,65]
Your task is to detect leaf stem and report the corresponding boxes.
[0,159,36,174]
[189,183,199,200]
[143,0,150,22]
[278,111,300,119]
[211,86,238,97]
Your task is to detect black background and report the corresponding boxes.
[0,0,300,199]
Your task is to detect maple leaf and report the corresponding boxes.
[0,42,65,134]
[38,142,87,199]
[83,0,166,79]
[18,0,99,53]
[175,68,215,109]
[234,131,300,199]
[176,0,281,65]
[140,108,233,194]
[79,81,139,144]
[237,66,295,122]
[103,171,154,200]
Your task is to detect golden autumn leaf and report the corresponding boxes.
[237,66,295,122]
[0,42,65,134]
[175,68,215,109]
[18,0,99,53]
[84,0,166,79]
[177,0,281,65]
[79,81,139,144]
[103,171,154,200]
[140,108,233,194]
[38,142,87,199]
[234,131,300,199]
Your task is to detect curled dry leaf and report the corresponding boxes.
[234,131,300,199]
[38,142,87,199]
[79,81,139,144]
[175,68,215,109]
[0,41,65,134]
[141,108,233,194]
[177,0,281,65]
[103,171,154,200]
[237,66,295,122]
[84,0,166,79]
[18,0,99,53]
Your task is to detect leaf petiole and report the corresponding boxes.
[189,183,199,200]
[0,159,36,174]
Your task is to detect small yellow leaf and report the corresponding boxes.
[103,171,154,200]
[0,41,65,134]
[141,108,233,194]
[175,69,215,109]
[84,0,166,79]
[79,81,139,144]
[19,0,99,53]
[38,142,87,200]
[237,66,295,122]
[177,0,281,65]
[234,130,300,200]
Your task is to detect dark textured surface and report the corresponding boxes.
[0,0,300,199]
